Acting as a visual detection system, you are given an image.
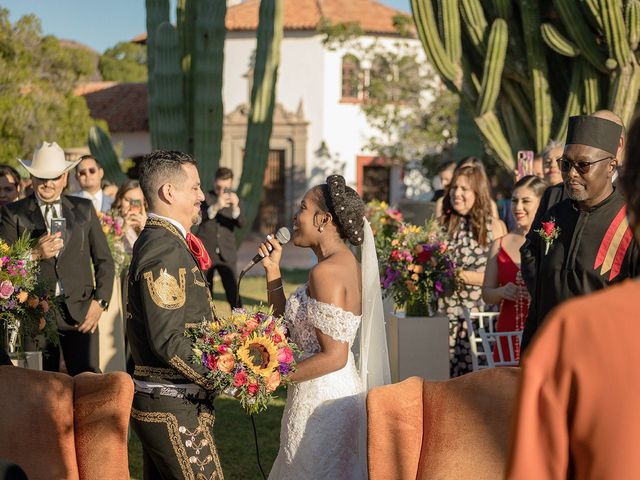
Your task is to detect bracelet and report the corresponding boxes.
[267,284,284,293]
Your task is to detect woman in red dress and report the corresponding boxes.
[482,176,546,362]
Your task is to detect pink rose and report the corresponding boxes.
[0,280,13,299]
[233,370,248,387]
[276,347,293,364]
[247,382,259,395]
[542,221,556,236]
[217,344,229,354]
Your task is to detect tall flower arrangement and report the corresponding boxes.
[98,212,130,275]
[187,306,299,414]
[366,200,404,270]
[0,235,60,353]
[379,220,460,316]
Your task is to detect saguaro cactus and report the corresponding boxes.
[411,0,640,170]
[88,126,128,185]
[237,0,284,241]
[146,0,226,187]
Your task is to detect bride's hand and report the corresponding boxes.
[258,234,282,271]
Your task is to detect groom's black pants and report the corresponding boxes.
[131,392,224,479]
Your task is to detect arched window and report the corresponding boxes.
[341,54,361,100]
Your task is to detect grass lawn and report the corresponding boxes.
[128,269,307,479]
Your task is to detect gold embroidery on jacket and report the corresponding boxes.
[192,266,207,287]
[134,365,186,380]
[199,412,224,478]
[170,355,215,390]
[144,268,186,309]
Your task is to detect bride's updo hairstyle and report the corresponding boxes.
[313,174,366,246]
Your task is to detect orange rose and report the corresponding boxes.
[27,296,39,309]
[413,265,424,274]
[245,318,260,331]
[39,318,46,331]
[217,352,235,373]
[222,333,239,345]
[266,371,281,392]
[17,291,28,303]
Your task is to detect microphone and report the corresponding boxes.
[240,227,291,275]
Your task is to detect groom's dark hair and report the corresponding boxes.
[139,150,197,210]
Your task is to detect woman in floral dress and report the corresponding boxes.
[439,162,507,376]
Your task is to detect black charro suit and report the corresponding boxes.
[197,191,245,308]
[127,216,224,479]
[0,194,114,374]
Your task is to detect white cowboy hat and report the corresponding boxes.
[18,141,80,179]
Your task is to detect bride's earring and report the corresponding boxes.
[319,226,324,232]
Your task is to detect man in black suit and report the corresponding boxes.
[0,142,114,374]
[197,167,245,308]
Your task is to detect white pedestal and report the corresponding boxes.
[10,351,43,370]
[389,312,450,382]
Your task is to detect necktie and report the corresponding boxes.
[44,202,60,229]
[186,233,212,271]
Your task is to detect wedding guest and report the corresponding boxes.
[435,157,500,219]
[507,115,640,479]
[431,160,456,203]
[439,163,507,376]
[112,179,147,255]
[532,153,544,179]
[0,165,22,206]
[73,155,114,213]
[520,111,625,304]
[0,142,114,374]
[127,150,223,479]
[482,176,546,362]
[521,114,640,354]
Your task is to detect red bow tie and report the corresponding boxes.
[186,233,212,271]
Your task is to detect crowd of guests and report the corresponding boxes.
[0,145,243,373]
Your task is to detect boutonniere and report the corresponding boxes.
[536,217,561,255]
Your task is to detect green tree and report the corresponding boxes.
[0,8,100,165]
[99,41,148,82]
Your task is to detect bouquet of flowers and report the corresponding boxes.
[0,234,60,353]
[366,200,404,269]
[98,212,130,275]
[187,306,299,414]
[380,220,461,316]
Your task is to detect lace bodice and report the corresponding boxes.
[284,285,362,353]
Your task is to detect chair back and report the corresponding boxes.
[480,330,523,367]
[464,309,499,371]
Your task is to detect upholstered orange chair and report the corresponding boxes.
[0,366,133,480]
[368,368,519,480]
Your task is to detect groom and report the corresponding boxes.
[127,150,224,479]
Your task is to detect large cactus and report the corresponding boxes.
[236,0,284,241]
[411,0,640,170]
[146,0,226,187]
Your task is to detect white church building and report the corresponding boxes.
[81,0,425,232]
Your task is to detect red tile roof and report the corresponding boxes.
[133,0,408,43]
[80,82,148,133]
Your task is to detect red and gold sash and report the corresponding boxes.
[594,205,634,281]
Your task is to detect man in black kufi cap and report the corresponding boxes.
[520,114,640,353]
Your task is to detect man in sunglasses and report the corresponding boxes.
[73,155,114,213]
[520,114,640,354]
[0,142,114,373]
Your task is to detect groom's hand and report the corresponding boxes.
[258,234,282,271]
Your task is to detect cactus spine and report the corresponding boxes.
[237,0,284,240]
[88,126,128,185]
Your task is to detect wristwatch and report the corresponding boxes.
[96,298,109,311]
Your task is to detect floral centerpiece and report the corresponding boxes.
[0,235,60,354]
[380,220,461,316]
[186,306,299,414]
[366,200,404,270]
[98,212,130,275]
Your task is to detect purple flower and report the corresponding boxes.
[278,363,291,375]
[435,280,444,293]
[6,299,16,309]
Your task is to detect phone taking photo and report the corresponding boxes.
[517,150,534,178]
[50,218,66,238]
[129,198,142,214]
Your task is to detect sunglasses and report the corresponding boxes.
[557,154,614,175]
[78,167,97,176]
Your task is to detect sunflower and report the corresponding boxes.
[237,334,280,378]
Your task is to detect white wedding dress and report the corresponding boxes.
[268,285,366,480]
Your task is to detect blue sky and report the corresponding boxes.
[1,0,411,53]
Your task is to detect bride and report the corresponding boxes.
[258,175,390,479]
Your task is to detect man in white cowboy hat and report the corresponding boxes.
[0,141,115,374]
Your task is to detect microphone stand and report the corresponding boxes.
[235,270,267,480]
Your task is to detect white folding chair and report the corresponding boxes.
[463,309,499,371]
[479,330,523,368]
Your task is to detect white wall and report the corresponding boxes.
[111,131,151,159]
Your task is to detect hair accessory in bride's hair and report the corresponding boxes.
[321,174,365,246]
